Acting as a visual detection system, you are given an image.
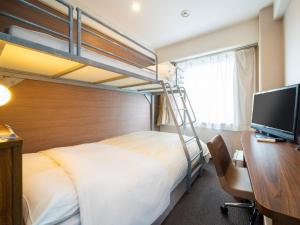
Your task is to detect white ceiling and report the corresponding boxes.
[48,0,273,50]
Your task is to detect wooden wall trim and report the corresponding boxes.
[0,80,150,153]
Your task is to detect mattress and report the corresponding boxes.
[22,131,209,225]
[100,131,210,188]
[8,26,170,82]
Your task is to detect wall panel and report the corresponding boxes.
[0,80,150,153]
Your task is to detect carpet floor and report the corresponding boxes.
[162,161,263,225]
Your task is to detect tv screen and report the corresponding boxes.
[251,85,299,141]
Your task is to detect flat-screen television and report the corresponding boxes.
[251,84,299,142]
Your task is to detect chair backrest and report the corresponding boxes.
[207,135,232,177]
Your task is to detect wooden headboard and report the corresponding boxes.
[0,80,150,153]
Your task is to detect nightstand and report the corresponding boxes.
[0,125,22,225]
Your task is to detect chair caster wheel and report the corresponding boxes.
[220,205,228,215]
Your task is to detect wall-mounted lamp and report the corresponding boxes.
[0,84,11,106]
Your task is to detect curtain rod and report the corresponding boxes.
[174,43,258,64]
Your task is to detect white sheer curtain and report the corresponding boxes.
[233,48,256,130]
[177,47,256,131]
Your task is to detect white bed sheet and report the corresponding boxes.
[8,25,160,81]
[101,131,210,189]
[22,153,79,225]
[22,131,210,225]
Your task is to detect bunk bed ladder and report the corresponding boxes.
[161,82,204,192]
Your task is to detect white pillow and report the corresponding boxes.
[23,153,79,225]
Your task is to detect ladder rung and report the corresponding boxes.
[178,108,187,111]
[191,152,201,162]
[191,164,202,177]
[179,121,194,127]
[175,118,191,126]
[184,136,196,144]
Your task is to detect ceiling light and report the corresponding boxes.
[132,2,141,12]
[181,10,190,18]
[0,84,11,106]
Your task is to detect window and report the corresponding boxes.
[177,48,256,131]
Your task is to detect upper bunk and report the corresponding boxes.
[0,0,175,94]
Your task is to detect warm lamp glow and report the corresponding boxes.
[0,84,11,106]
[132,1,141,12]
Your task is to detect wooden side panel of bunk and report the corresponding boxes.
[0,80,150,153]
[0,0,155,68]
[0,134,22,225]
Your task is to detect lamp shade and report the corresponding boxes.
[0,84,11,106]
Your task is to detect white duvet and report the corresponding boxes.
[22,153,78,225]
[42,142,171,225]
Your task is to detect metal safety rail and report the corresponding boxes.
[76,8,158,80]
[161,82,204,191]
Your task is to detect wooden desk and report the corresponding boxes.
[241,132,300,225]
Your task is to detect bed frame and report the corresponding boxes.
[0,0,160,93]
[0,1,205,224]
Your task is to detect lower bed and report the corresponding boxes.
[23,131,210,225]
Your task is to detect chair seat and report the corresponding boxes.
[220,165,254,201]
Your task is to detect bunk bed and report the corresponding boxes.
[0,1,209,225]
